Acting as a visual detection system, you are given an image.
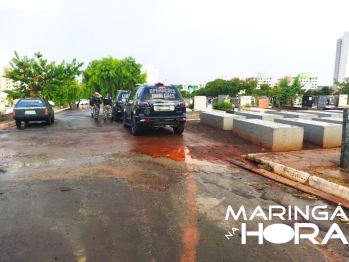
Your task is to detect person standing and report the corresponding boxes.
[93,92,102,122]
[103,93,113,123]
[89,96,95,117]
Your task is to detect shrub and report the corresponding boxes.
[244,103,252,108]
[212,102,233,109]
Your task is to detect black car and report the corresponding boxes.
[12,98,55,128]
[123,83,186,136]
[112,90,131,121]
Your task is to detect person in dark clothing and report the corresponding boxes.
[89,96,94,117]
[92,92,102,122]
[103,93,113,123]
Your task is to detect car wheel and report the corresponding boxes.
[16,120,21,128]
[123,112,128,127]
[46,117,51,125]
[173,123,185,134]
[114,112,120,122]
[51,113,54,123]
[131,115,141,136]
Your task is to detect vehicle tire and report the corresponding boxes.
[131,115,141,136]
[173,123,185,134]
[123,112,128,127]
[51,113,55,123]
[16,120,21,128]
[46,117,51,125]
[114,112,120,122]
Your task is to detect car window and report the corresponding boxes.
[142,87,182,100]
[16,100,44,107]
[117,92,130,101]
[128,88,137,100]
[135,88,143,100]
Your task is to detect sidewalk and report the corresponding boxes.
[244,148,349,206]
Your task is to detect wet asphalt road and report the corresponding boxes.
[1,108,349,262]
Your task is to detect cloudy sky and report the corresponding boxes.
[0,0,348,86]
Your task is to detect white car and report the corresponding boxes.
[75,99,89,105]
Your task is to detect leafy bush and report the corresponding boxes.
[212,102,233,109]
[244,103,252,108]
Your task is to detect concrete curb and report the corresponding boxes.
[246,154,310,184]
[309,176,349,202]
[246,153,349,202]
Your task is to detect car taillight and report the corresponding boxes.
[138,101,149,107]
[44,109,48,115]
[12,111,16,116]
[179,117,186,121]
[178,101,186,107]
[140,118,150,123]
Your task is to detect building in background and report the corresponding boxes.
[333,31,349,87]
[298,72,318,90]
[0,66,18,91]
[256,73,274,89]
[141,64,159,84]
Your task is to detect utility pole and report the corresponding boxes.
[340,108,349,168]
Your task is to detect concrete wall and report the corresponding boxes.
[297,110,343,118]
[312,117,343,124]
[234,111,283,121]
[265,111,314,119]
[200,112,245,130]
[275,118,342,148]
[232,119,304,151]
[194,96,207,111]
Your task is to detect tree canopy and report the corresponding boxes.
[4,51,84,106]
[277,75,304,106]
[336,77,349,96]
[82,56,146,97]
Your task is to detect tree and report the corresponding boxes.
[83,56,146,97]
[335,78,349,95]
[277,75,303,107]
[4,51,84,104]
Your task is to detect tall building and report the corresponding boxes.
[0,66,18,91]
[333,31,349,87]
[141,64,159,84]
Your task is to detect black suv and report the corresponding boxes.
[123,83,186,136]
[112,90,131,121]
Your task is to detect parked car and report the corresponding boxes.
[123,83,186,136]
[75,99,89,105]
[12,98,55,128]
[112,90,131,121]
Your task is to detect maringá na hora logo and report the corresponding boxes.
[225,205,349,244]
